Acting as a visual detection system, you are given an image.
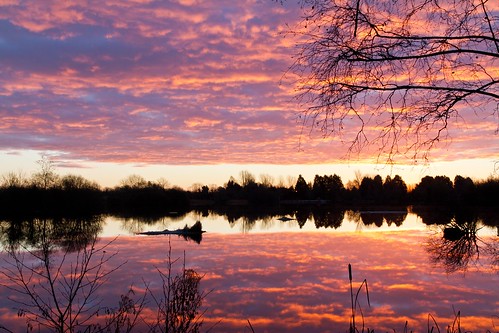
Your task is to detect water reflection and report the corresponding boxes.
[427,218,499,273]
[0,209,497,332]
[114,212,188,234]
[355,210,406,227]
[0,231,206,333]
[0,216,103,252]
[312,207,345,228]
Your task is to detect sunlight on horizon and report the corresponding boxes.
[1,149,497,189]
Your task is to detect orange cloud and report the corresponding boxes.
[0,0,496,169]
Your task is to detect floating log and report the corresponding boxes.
[277,216,295,221]
[137,221,205,243]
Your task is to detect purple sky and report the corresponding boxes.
[0,0,497,187]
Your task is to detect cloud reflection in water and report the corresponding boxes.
[1,231,497,332]
[133,231,497,332]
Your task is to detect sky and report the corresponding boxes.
[0,0,498,189]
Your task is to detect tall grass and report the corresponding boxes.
[348,263,371,333]
[346,264,496,333]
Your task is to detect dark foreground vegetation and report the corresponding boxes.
[0,160,498,217]
[0,235,207,333]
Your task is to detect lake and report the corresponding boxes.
[0,208,497,332]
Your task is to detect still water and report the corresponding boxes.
[0,209,497,332]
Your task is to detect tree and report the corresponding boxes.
[283,0,498,161]
[383,175,408,204]
[312,175,327,198]
[1,171,29,188]
[156,177,171,189]
[359,175,383,202]
[312,174,345,201]
[119,174,148,188]
[59,174,100,191]
[31,155,58,189]
[453,175,475,203]
[225,176,242,191]
[0,230,208,333]
[412,175,454,204]
[148,245,207,333]
[259,173,275,188]
[294,174,311,198]
[239,170,256,187]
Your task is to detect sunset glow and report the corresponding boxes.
[0,1,498,187]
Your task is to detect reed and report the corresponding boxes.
[246,319,256,333]
[242,266,493,333]
[348,263,371,333]
[347,265,494,333]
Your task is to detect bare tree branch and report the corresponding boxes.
[283,0,499,161]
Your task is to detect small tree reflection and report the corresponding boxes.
[312,208,345,229]
[426,219,498,273]
[0,226,207,332]
[0,216,103,253]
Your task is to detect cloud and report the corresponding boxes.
[0,0,496,167]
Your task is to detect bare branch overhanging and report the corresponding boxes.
[285,0,499,161]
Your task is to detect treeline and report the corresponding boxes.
[0,173,189,216]
[189,172,499,207]
[0,162,498,216]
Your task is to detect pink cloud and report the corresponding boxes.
[0,0,496,167]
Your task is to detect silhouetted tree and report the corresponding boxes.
[106,185,190,216]
[359,175,383,203]
[240,170,256,187]
[0,234,207,333]
[59,174,100,191]
[412,175,454,204]
[259,174,275,188]
[31,155,58,189]
[453,175,475,204]
[148,242,207,333]
[383,175,408,204]
[281,0,498,161]
[475,177,499,206]
[294,174,311,199]
[225,177,242,193]
[312,174,345,202]
[1,236,124,332]
[119,174,148,188]
[1,171,29,188]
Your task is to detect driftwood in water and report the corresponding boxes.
[138,221,205,243]
[277,216,295,222]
